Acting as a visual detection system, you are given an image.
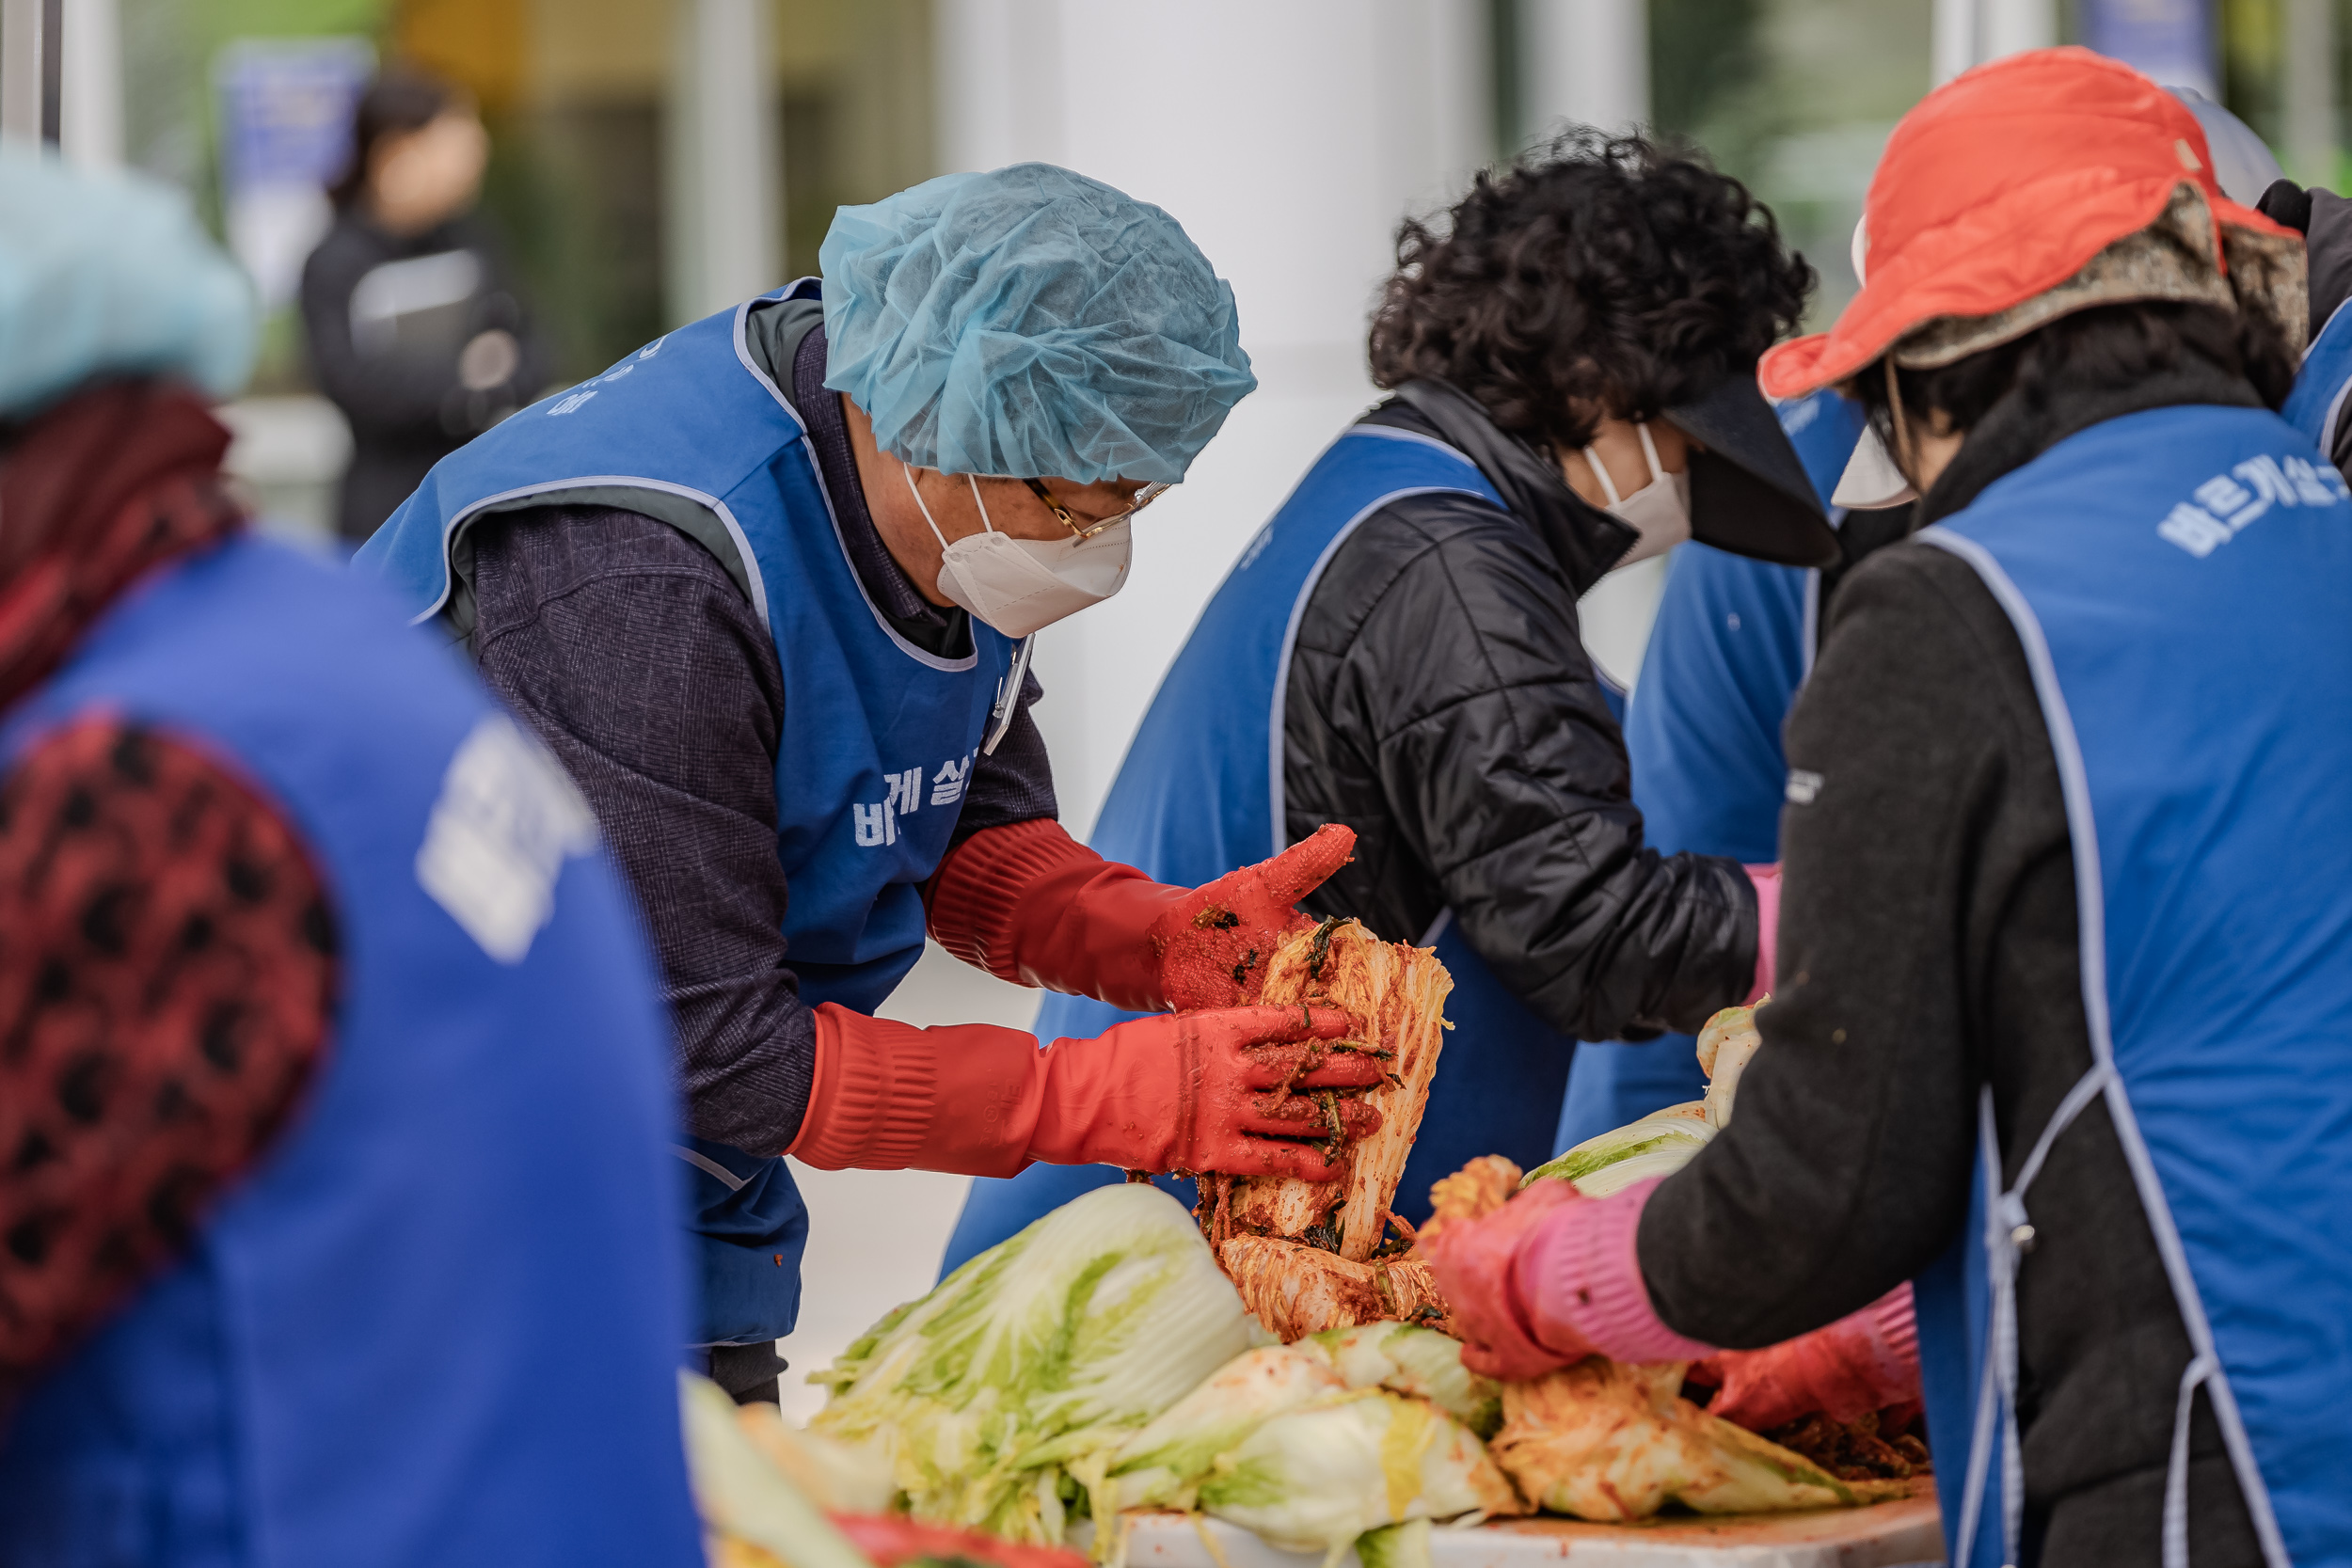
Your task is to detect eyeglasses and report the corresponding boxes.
[1024,479,1173,541]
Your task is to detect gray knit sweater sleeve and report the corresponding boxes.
[469,502,817,1152]
[466,499,1059,1153]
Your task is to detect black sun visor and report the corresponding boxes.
[1667,373,1841,569]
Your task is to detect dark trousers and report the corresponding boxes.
[704,1341,787,1405]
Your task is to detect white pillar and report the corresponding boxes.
[59,0,120,166]
[2283,0,2336,186]
[666,0,781,325]
[0,0,48,143]
[1934,0,2054,85]
[1518,0,1647,140]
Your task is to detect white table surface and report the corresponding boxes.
[1091,1493,1943,1568]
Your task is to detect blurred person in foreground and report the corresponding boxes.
[946,133,1843,1272]
[1429,50,2348,1568]
[0,149,698,1562]
[301,66,547,545]
[357,166,1386,1405]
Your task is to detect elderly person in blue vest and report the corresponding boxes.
[1556,87,2294,1153]
[943,132,1842,1274]
[358,164,1386,1404]
[1428,51,2352,1568]
[0,152,699,1562]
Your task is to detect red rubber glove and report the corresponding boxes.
[926,818,1357,1012]
[787,1002,1384,1180]
[1696,1283,1921,1432]
[1422,1180,1590,1382]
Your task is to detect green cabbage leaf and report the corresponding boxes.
[810,1184,1262,1545]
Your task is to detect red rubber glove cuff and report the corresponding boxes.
[785,1003,1384,1180]
[1744,863,1781,1005]
[787,1004,1047,1178]
[926,819,1359,1014]
[1699,1283,1921,1432]
[925,818,1182,1012]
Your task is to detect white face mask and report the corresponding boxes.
[1583,422,1692,567]
[904,467,1132,638]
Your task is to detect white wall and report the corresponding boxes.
[936,0,1493,840]
[1518,0,1646,142]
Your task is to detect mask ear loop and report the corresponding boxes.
[1884,356,1918,486]
[904,465,954,550]
[966,474,1001,536]
[1633,421,1664,486]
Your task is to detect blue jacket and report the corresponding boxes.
[0,538,699,1567]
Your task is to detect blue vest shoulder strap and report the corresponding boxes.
[1089,424,1500,889]
[357,288,813,630]
[2282,296,2352,459]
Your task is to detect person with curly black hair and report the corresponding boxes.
[943,132,1840,1275]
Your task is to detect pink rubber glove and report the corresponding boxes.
[1422,1180,1589,1381]
[1696,1283,1921,1431]
[1425,1176,1716,1381]
[1744,863,1780,1004]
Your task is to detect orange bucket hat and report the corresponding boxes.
[1759,47,2299,401]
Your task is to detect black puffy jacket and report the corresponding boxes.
[1283,380,1757,1041]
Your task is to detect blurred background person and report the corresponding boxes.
[0,147,698,1563]
[300,67,547,546]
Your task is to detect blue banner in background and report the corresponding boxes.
[2082,0,2216,97]
[212,37,375,309]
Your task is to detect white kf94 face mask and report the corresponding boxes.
[1583,421,1693,567]
[904,467,1133,639]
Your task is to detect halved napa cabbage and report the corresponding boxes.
[1488,1357,1899,1521]
[1297,1322,1502,1438]
[810,1184,1262,1545]
[1194,1389,1521,1561]
[1519,1102,1715,1196]
[1518,1000,1769,1197]
[1107,1346,1348,1512]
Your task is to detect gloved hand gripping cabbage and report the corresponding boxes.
[1422,1004,1928,1517]
[812,1006,1922,1560]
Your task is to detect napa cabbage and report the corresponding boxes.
[810,1183,1261,1546]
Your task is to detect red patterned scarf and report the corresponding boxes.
[0,381,245,712]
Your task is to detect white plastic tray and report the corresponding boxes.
[1092,1494,1943,1568]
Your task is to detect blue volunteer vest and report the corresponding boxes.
[2283,296,2352,461]
[1554,389,1867,1149]
[1911,405,2352,1568]
[944,422,1595,1274]
[356,284,1023,1344]
[0,539,698,1567]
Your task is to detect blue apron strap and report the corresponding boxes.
[673,1144,749,1191]
[1922,523,2297,1568]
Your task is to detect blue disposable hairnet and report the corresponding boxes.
[0,142,257,420]
[819,164,1255,485]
